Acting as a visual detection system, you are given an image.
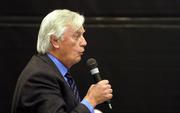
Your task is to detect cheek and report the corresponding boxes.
[66,44,79,57]
[70,42,79,51]
[64,41,76,50]
[64,39,80,55]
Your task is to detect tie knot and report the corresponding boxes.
[65,71,72,79]
[65,71,74,85]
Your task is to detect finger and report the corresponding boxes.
[106,84,111,89]
[105,89,113,95]
[108,89,113,93]
[107,94,113,99]
[103,80,109,84]
[98,80,109,85]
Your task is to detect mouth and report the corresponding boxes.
[80,49,85,55]
[79,52,84,55]
[78,48,85,56]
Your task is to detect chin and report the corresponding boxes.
[76,57,81,63]
[70,57,81,66]
[75,56,81,63]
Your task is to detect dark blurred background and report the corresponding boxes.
[1,0,180,113]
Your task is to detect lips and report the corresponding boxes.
[80,49,85,53]
[79,52,83,55]
[79,48,85,55]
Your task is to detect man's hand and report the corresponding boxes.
[84,80,113,107]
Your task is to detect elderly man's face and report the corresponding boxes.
[57,25,87,68]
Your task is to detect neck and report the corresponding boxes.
[48,51,72,68]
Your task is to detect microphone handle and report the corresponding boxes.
[93,73,102,82]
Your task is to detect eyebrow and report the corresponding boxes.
[74,27,85,36]
[75,30,84,35]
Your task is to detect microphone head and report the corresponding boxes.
[86,58,98,69]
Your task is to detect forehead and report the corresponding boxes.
[62,25,85,38]
[65,25,85,33]
[75,26,85,34]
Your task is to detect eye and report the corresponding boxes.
[73,32,81,40]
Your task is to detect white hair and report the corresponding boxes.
[37,9,85,54]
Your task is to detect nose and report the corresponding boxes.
[80,36,87,47]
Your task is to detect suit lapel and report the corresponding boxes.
[35,54,79,104]
[35,54,66,82]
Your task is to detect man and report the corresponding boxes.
[11,9,113,113]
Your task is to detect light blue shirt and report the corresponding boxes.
[47,53,94,113]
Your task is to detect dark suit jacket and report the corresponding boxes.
[11,54,91,113]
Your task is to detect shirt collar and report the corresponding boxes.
[47,53,68,77]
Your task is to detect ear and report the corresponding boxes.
[50,35,60,48]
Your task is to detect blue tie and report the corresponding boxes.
[65,72,81,102]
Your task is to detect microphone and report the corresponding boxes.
[86,58,112,109]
